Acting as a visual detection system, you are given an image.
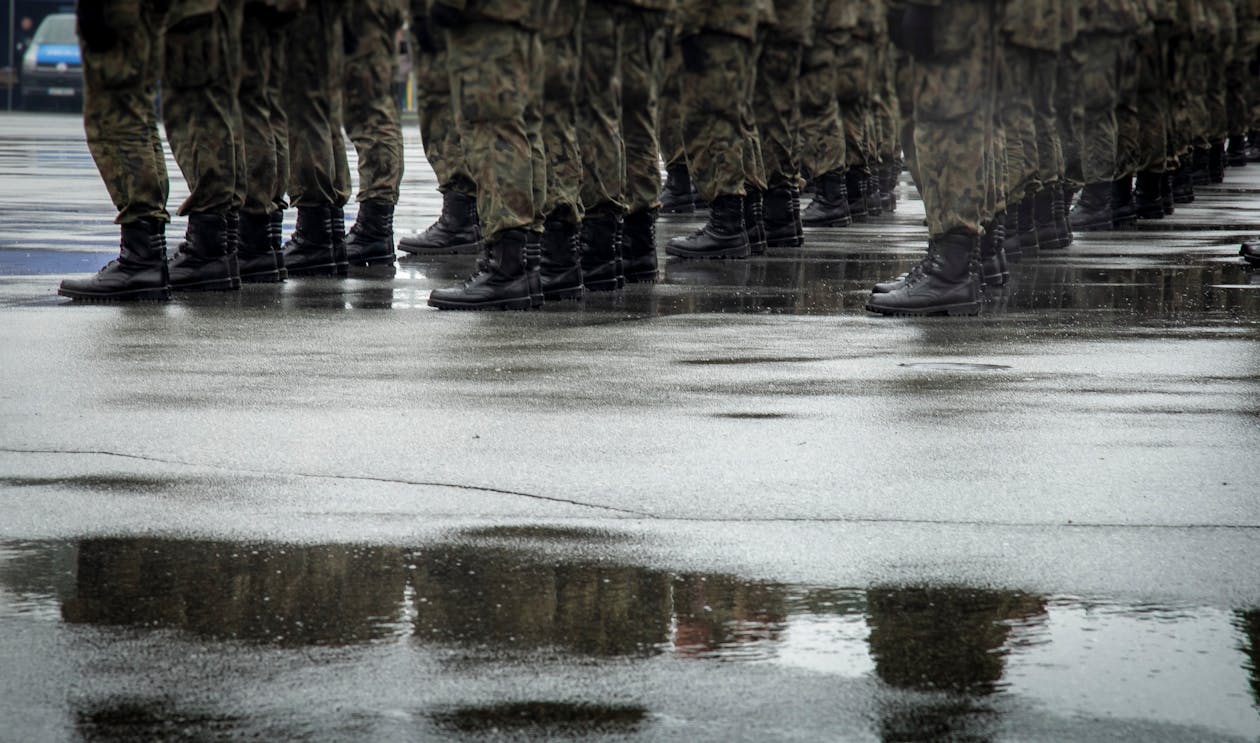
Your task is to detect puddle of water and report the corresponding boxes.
[1,539,1257,740]
[899,362,1013,372]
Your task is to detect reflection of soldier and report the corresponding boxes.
[409,548,672,656]
[62,539,408,646]
[671,575,789,655]
[867,586,1047,741]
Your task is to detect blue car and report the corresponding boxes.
[21,14,82,110]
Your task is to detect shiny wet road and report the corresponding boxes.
[1,112,1258,741]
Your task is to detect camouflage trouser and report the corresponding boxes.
[1133,28,1171,172]
[755,34,804,189]
[1227,18,1259,136]
[896,47,917,184]
[1172,33,1212,153]
[799,26,847,178]
[164,0,244,216]
[577,0,625,216]
[1115,35,1142,178]
[836,33,874,171]
[79,0,171,225]
[542,0,585,222]
[1204,31,1235,141]
[680,32,758,201]
[1031,49,1064,184]
[1072,33,1120,184]
[1055,44,1083,186]
[240,4,289,216]
[660,38,687,169]
[622,8,668,213]
[1000,43,1040,202]
[285,0,351,208]
[740,36,767,192]
[911,0,997,237]
[344,0,406,204]
[872,39,900,163]
[447,21,545,238]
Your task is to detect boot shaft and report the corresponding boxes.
[183,213,229,258]
[709,194,745,237]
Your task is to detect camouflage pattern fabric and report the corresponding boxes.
[740,35,767,192]
[411,35,475,195]
[541,0,585,221]
[1203,0,1237,141]
[240,3,287,215]
[285,0,350,207]
[577,0,627,216]
[1071,33,1120,184]
[835,32,874,172]
[799,16,847,179]
[872,38,900,164]
[1115,34,1143,177]
[163,0,242,216]
[999,43,1041,202]
[910,0,998,237]
[446,20,545,237]
[659,34,688,169]
[679,31,757,201]
[755,32,805,189]
[1031,50,1065,185]
[344,0,406,204]
[622,7,668,212]
[79,0,171,225]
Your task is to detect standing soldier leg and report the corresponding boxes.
[237,1,285,284]
[740,31,769,254]
[163,0,243,292]
[798,15,850,227]
[343,0,406,267]
[267,13,292,272]
[283,0,346,276]
[539,0,586,301]
[428,19,543,310]
[329,19,352,276]
[867,0,994,316]
[756,20,807,248]
[659,32,700,212]
[872,35,901,213]
[621,6,669,282]
[59,0,172,301]
[1067,33,1121,232]
[835,31,873,220]
[1031,48,1070,245]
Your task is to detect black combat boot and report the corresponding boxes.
[1208,140,1225,183]
[879,161,899,213]
[427,228,538,310]
[1171,165,1195,204]
[979,217,1008,287]
[1069,182,1114,231]
[579,212,624,291]
[398,189,483,254]
[622,208,660,283]
[864,173,883,217]
[1111,176,1137,228]
[744,187,768,255]
[1018,197,1039,251]
[269,209,288,279]
[665,194,749,259]
[540,216,583,300]
[763,187,803,248]
[525,230,544,306]
[1247,131,1260,162]
[225,209,242,288]
[345,199,397,267]
[1001,206,1023,260]
[865,229,982,316]
[58,218,171,301]
[169,212,238,291]
[846,169,868,221]
[283,205,339,276]
[800,170,851,227]
[237,211,283,283]
[1032,189,1056,249]
[660,163,700,213]
[1189,146,1212,186]
[330,206,349,276]
[1228,135,1248,167]
[1241,239,1260,267]
[1133,171,1165,220]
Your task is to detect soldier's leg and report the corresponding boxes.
[539,2,585,301]
[1133,28,1171,219]
[329,4,352,273]
[282,0,343,275]
[872,38,901,212]
[620,6,667,281]
[236,2,286,283]
[740,33,768,254]
[798,26,850,227]
[659,36,697,212]
[266,14,292,269]
[428,21,540,310]
[1112,35,1142,225]
[835,34,874,219]
[1068,33,1120,232]
[755,32,805,247]
[59,0,172,301]
[1030,48,1071,247]
[867,0,993,316]
[163,0,241,291]
[1001,43,1040,252]
[665,32,754,260]
[343,0,406,266]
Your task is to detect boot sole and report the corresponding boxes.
[583,277,624,292]
[397,240,482,255]
[171,277,238,292]
[427,295,536,311]
[865,300,981,317]
[624,270,659,284]
[348,255,398,268]
[543,286,584,301]
[664,245,750,260]
[58,286,171,302]
[285,263,340,278]
[802,218,852,228]
[767,237,804,248]
[240,270,284,284]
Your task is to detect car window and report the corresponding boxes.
[32,15,78,45]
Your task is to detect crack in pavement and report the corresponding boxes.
[2,447,1259,530]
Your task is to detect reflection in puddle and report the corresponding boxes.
[1,539,1258,739]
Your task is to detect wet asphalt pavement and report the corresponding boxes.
[1,111,1259,741]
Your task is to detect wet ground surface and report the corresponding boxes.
[1,112,1259,740]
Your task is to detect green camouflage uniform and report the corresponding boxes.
[1056,0,1082,186]
[1066,0,1141,185]
[541,0,585,222]
[410,10,475,195]
[1203,0,1238,143]
[905,0,1000,237]
[1134,0,1173,173]
[799,0,849,180]
[659,19,687,170]
[344,0,407,205]
[240,3,290,217]
[675,0,760,201]
[163,0,245,216]
[1114,4,1154,179]
[443,0,548,238]
[755,0,812,189]
[79,0,172,225]
[1171,0,1210,154]
[870,16,900,167]
[1000,0,1063,202]
[1228,0,1260,138]
[621,0,671,213]
[285,0,352,209]
[577,0,627,216]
